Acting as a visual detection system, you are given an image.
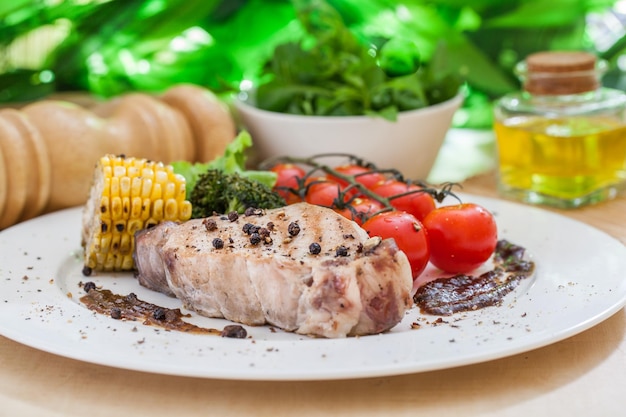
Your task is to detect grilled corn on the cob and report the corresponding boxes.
[81,154,192,272]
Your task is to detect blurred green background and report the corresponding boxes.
[2,0,626,129]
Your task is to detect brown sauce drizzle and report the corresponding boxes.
[79,283,247,338]
[414,240,535,316]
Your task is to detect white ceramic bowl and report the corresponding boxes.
[234,92,464,180]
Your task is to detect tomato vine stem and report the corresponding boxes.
[261,154,462,222]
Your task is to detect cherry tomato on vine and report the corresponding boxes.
[328,165,387,190]
[371,179,436,222]
[304,177,348,207]
[334,197,385,225]
[270,163,306,204]
[422,203,498,274]
[362,211,430,279]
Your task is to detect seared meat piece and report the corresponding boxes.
[133,203,413,338]
[132,221,177,297]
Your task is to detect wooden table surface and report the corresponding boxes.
[1,172,625,417]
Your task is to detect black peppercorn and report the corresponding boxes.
[227,211,239,222]
[153,308,166,321]
[203,218,218,231]
[244,207,262,216]
[288,222,301,236]
[250,233,261,245]
[309,242,322,255]
[83,281,96,292]
[335,245,349,257]
[221,325,247,338]
[212,238,224,249]
[243,223,259,235]
[111,307,122,320]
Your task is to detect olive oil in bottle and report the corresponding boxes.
[494,51,626,208]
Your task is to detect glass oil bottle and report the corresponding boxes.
[493,51,626,208]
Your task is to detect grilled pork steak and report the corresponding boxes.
[133,203,413,338]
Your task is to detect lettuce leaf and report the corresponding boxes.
[171,130,277,195]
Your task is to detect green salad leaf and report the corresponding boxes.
[171,130,277,195]
[254,0,462,121]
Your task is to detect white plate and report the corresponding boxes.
[1,195,625,381]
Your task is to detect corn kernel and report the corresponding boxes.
[164,199,178,220]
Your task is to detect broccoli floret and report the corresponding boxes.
[190,169,285,218]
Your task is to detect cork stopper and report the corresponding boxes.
[520,51,600,95]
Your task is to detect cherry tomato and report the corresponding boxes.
[270,163,306,204]
[371,179,436,222]
[422,203,498,274]
[335,197,385,225]
[329,165,387,190]
[304,178,347,207]
[362,211,430,279]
